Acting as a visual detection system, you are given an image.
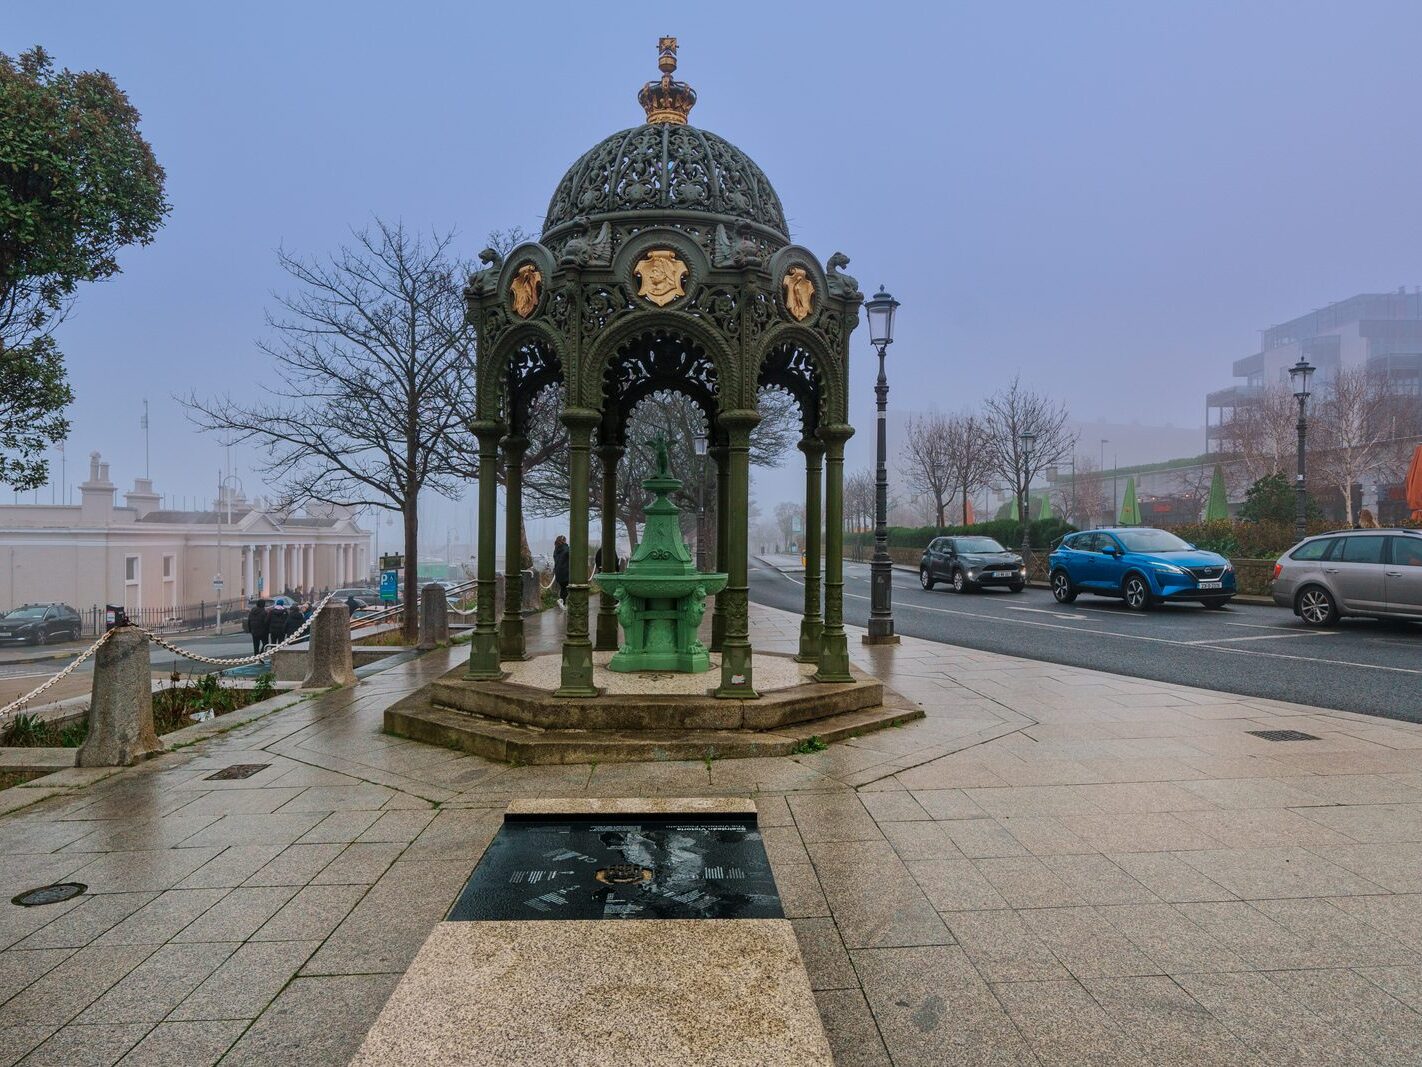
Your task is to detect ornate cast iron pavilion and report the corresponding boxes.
[464,38,861,698]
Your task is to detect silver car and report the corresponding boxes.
[1272,529,1422,626]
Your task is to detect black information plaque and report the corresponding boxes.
[448,815,783,922]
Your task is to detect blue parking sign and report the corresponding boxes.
[379,569,398,602]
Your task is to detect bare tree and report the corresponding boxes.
[1313,367,1398,526]
[980,376,1076,529]
[844,468,876,559]
[774,500,805,551]
[1216,383,1298,483]
[1051,453,1107,527]
[188,220,472,639]
[900,412,956,526]
[943,413,992,526]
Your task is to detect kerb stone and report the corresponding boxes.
[77,626,160,767]
[418,584,449,651]
[302,605,356,688]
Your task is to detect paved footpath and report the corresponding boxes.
[1,607,1421,1064]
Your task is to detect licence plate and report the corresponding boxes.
[992,571,1014,578]
[1197,580,1222,590]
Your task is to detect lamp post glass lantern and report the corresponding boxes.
[1289,357,1315,539]
[1018,430,1036,554]
[865,286,900,643]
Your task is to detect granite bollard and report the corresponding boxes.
[418,583,449,650]
[521,568,540,612]
[77,626,161,767]
[301,604,357,688]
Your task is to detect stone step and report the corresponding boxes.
[384,693,923,765]
[428,667,884,732]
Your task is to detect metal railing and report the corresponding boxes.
[79,599,249,638]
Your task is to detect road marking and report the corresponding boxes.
[1005,606,1087,620]
[766,568,1422,677]
[1181,632,1332,644]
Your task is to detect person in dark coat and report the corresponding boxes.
[248,599,269,655]
[267,605,288,646]
[553,535,570,607]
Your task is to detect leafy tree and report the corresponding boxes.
[0,46,169,489]
[1238,471,1318,525]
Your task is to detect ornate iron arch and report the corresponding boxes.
[603,326,718,428]
[758,340,824,438]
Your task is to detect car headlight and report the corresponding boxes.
[1150,562,1186,575]
[1223,561,1234,572]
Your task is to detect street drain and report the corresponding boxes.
[1247,730,1320,742]
[12,882,85,907]
[205,763,271,781]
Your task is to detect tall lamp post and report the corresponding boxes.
[1018,430,1036,556]
[864,285,899,644]
[1289,356,1315,540]
[693,432,708,571]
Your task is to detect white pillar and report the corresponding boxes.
[260,545,270,595]
[293,544,303,591]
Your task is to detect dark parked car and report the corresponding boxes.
[919,536,1026,593]
[0,603,83,645]
[1048,527,1235,611]
[1271,528,1422,627]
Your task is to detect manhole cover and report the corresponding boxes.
[449,815,782,922]
[12,882,86,907]
[1247,730,1320,742]
[205,763,271,781]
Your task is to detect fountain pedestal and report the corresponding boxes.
[596,439,727,674]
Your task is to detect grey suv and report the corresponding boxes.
[1272,529,1422,626]
[920,536,1025,593]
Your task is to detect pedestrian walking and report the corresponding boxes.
[267,604,289,647]
[553,535,570,608]
[247,599,269,656]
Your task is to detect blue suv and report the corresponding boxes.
[1048,527,1236,611]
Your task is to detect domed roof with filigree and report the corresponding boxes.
[542,123,788,240]
[542,40,788,241]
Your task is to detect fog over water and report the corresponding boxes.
[9,2,1420,550]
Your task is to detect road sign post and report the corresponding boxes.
[213,574,225,634]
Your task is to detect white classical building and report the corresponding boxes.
[1,452,371,618]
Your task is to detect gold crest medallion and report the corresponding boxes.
[783,266,815,321]
[633,249,688,307]
[510,263,543,318]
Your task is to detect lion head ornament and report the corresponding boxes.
[510,263,543,318]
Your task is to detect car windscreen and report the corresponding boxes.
[955,537,1007,553]
[3,607,47,619]
[1114,529,1192,553]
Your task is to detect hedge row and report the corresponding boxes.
[847,518,1078,552]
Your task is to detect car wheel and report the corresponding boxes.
[919,566,935,591]
[1123,573,1153,611]
[951,568,969,593]
[1296,586,1338,627]
[1050,569,1078,603]
[26,632,40,647]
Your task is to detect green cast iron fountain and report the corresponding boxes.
[597,437,728,673]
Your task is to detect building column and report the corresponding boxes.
[467,421,505,679]
[304,544,314,590]
[715,410,759,699]
[594,436,623,652]
[292,544,303,591]
[796,436,825,663]
[709,438,729,652]
[500,434,528,661]
[817,425,854,682]
[241,546,251,598]
[557,409,599,696]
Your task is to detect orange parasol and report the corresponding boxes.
[1406,444,1422,521]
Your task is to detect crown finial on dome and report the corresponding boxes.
[638,36,696,125]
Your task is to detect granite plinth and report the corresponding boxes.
[349,919,832,1067]
[76,627,160,768]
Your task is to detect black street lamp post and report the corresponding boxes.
[1018,430,1036,556]
[1289,356,1315,540]
[864,285,900,644]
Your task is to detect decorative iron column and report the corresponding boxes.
[816,425,854,681]
[557,408,600,696]
[466,421,505,680]
[865,339,898,643]
[499,433,528,661]
[715,410,759,699]
[594,438,624,652]
[709,438,729,653]
[796,436,824,663]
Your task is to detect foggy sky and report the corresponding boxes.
[8,1,1421,539]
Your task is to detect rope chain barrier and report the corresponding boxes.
[0,590,345,720]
